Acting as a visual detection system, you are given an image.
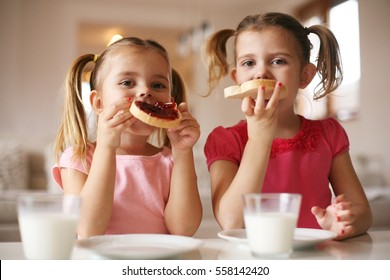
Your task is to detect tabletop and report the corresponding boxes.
[1,230,389,260]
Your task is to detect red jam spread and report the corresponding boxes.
[135,101,179,120]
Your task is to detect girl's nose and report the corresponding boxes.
[136,86,153,99]
[139,92,152,98]
[254,66,272,80]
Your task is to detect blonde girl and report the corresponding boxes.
[53,37,202,238]
[203,12,371,240]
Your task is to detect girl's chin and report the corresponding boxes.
[126,120,157,134]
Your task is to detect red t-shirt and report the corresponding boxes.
[204,116,349,228]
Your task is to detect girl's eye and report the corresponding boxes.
[241,60,255,67]
[120,80,134,87]
[152,83,167,89]
[271,58,287,65]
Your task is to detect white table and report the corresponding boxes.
[1,230,389,260]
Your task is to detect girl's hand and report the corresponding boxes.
[241,82,283,144]
[311,194,357,240]
[167,102,200,151]
[96,98,135,150]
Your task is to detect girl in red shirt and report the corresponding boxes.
[203,12,371,240]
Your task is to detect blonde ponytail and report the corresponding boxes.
[55,54,94,166]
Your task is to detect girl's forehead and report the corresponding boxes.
[236,27,300,54]
[108,46,165,62]
[95,46,171,86]
[237,27,292,45]
[105,46,170,72]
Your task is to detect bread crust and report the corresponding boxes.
[224,79,287,100]
[130,101,181,128]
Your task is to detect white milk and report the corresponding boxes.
[18,212,78,259]
[244,212,298,257]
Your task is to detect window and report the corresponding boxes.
[329,0,360,86]
[329,0,360,121]
[296,0,361,121]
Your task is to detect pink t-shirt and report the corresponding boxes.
[204,116,349,229]
[52,146,172,234]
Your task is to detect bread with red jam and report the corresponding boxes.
[130,100,182,128]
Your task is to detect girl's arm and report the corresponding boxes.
[165,148,202,236]
[210,138,272,230]
[61,146,117,238]
[61,98,133,238]
[164,103,202,236]
[210,86,281,230]
[312,151,373,240]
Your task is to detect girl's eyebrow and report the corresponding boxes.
[236,53,255,61]
[237,51,294,61]
[115,71,169,82]
[270,52,294,58]
[115,71,137,77]
[152,74,169,82]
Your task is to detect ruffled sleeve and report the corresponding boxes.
[204,121,247,170]
[321,118,350,157]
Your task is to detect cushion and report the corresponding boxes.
[0,142,29,190]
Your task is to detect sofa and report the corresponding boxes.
[0,142,49,241]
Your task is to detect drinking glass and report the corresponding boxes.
[243,193,301,258]
[17,194,81,259]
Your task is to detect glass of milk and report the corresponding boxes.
[17,194,81,259]
[243,193,301,259]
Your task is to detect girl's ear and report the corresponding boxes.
[90,90,103,114]
[230,67,238,84]
[299,63,317,89]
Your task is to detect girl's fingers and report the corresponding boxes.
[168,118,200,137]
[177,102,188,113]
[100,98,132,120]
[335,205,354,225]
[170,107,199,131]
[266,82,283,109]
[254,85,265,114]
[241,96,255,116]
[109,111,133,127]
[333,194,347,204]
[98,99,134,130]
[244,82,283,116]
[311,206,326,219]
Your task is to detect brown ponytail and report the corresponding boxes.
[171,68,186,104]
[307,25,343,99]
[204,29,235,95]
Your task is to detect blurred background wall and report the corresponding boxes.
[0,0,389,191]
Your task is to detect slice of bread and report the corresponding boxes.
[130,101,181,129]
[224,79,287,100]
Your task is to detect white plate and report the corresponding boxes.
[218,228,337,249]
[77,234,202,259]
